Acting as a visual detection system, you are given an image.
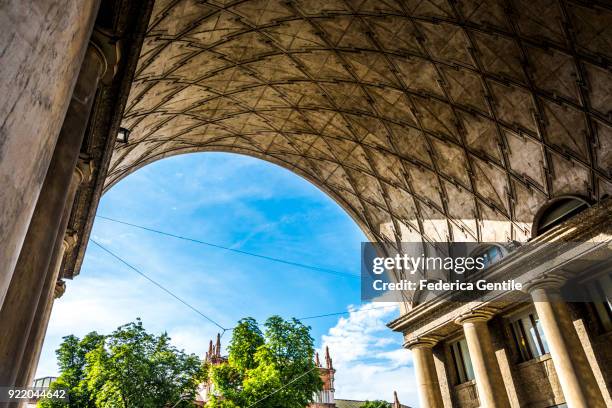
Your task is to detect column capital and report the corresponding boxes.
[455,306,500,325]
[405,335,442,349]
[62,232,78,253]
[75,157,95,185]
[91,28,122,85]
[522,273,568,295]
[54,280,66,299]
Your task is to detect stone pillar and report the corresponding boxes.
[455,310,511,408]
[526,277,606,408]
[15,160,91,388]
[407,338,444,408]
[0,0,100,306]
[17,278,67,388]
[15,229,77,388]
[0,44,105,388]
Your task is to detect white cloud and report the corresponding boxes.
[319,304,419,407]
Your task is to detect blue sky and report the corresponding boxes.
[37,152,418,406]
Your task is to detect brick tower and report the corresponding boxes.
[196,333,228,406]
[310,346,336,407]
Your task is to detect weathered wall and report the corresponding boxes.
[433,346,453,408]
[442,309,612,407]
[590,331,612,397]
[453,381,478,408]
[569,304,612,405]
[514,356,565,407]
[0,0,99,303]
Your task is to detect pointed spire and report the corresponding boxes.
[208,340,213,357]
[393,391,400,408]
[315,352,321,367]
[325,346,333,369]
[216,333,221,357]
[205,351,209,362]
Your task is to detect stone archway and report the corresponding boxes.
[107,0,612,250]
[1,0,612,396]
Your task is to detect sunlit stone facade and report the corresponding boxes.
[0,2,611,408]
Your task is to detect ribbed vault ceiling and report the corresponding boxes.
[109,0,612,244]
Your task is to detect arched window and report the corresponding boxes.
[474,245,504,269]
[533,196,590,237]
[468,244,506,273]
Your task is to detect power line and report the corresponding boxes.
[296,305,397,321]
[222,305,398,332]
[91,239,228,332]
[247,366,319,407]
[95,215,360,279]
[91,239,398,336]
[91,239,399,408]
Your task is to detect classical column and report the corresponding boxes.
[0,0,99,307]
[0,44,105,388]
[406,337,444,408]
[18,280,67,387]
[15,160,91,388]
[15,231,77,388]
[455,310,510,408]
[525,277,606,408]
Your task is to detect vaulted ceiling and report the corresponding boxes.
[108,0,612,244]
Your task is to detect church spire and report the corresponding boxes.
[393,391,400,408]
[216,333,221,357]
[325,346,333,369]
[315,352,321,367]
[208,340,213,359]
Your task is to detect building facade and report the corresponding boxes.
[1,3,612,408]
[195,334,228,405]
[389,199,612,408]
[310,347,336,408]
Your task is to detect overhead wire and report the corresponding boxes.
[95,215,360,279]
[91,239,397,332]
[92,237,401,406]
[91,239,229,332]
[246,366,320,407]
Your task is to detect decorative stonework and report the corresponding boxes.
[54,280,66,299]
[455,306,500,325]
[522,273,568,294]
[62,232,79,254]
[106,0,612,245]
[405,335,442,349]
[75,157,95,185]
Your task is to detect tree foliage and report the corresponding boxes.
[227,317,263,371]
[39,319,203,408]
[39,332,104,408]
[206,316,321,408]
[362,401,392,408]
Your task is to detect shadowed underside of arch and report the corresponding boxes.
[108,0,612,244]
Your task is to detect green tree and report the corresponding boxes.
[39,319,203,408]
[362,401,392,408]
[206,316,321,408]
[227,318,263,370]
[39,332,104,408]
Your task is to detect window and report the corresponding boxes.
[449,338,474,384]
[471,245,504,270]
[510,311,549,362]
[32,377,56,388]
[584,274,612,333]
[535,197,589,236]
